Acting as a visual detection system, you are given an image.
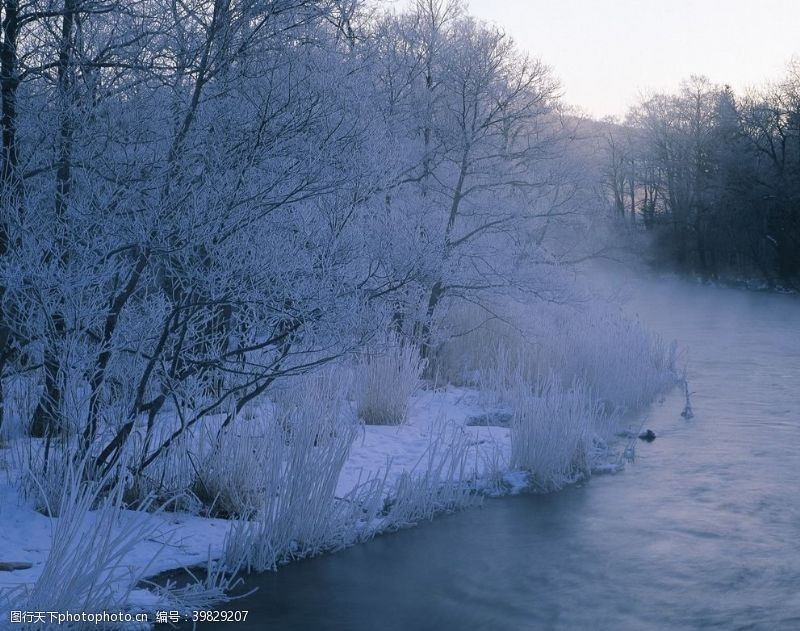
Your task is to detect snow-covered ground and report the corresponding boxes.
[0,386,524,622]
[339,387,511,496]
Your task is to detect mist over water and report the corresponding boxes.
[185,275,800,630]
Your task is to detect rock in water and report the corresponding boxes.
[638,429,657,442]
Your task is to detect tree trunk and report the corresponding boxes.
[0,0,21,437]
[418,280,443,360]
[30,0,78,436]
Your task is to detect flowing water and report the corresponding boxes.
[184,278,800,630]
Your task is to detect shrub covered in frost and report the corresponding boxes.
[354,337,426,425]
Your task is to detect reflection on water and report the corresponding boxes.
[184,279,800,630]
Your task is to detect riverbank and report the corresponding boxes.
[169,277,800,631]
[0,388,508,615]
[1,381,657,626]
[0,295,680,627]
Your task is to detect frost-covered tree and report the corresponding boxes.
[364,1,582,355]
[0,0,599,485]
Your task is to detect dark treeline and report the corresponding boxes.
[600,70,800,288]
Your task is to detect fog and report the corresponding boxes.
[0,1,797,627]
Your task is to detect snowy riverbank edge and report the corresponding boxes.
[0,385,663,627]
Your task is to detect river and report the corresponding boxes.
[182,277,800,630]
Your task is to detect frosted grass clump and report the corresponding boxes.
[223,403,483,573]
[429,303,519,386]
[1,458,162,629]
[533,305,678,413]
[192,422,272,518]
[0,375,38,442]
[12,437,81,516]
[378,422,480,529]
[436,300,677,416]
[505,373,598,490]
[223,370,359,572]
[327,420,481,539]
[120,428,200,512]
[355,337,425,425]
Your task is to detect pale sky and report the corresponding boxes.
[396,0,800,118]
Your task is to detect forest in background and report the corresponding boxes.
[597,70,800,288]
